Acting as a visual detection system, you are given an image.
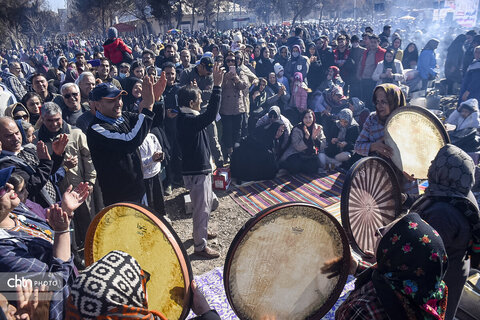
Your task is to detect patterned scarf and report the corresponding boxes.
[372,213,448,320]
[65,250,167,320]
[373,83,406,124]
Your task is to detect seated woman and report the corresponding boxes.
[311,85,347,125]
[248,78,269,135]
[446,98,480,131]
[348,97,370,129]
[66,250,221,320]
[317,66,344,93]
[372,49,405,86]
[324,108,360,168]
[231,120,287,182]
[330,212,448,320]
[279,110,326,174]
[256,106,293,136]
[265,72,290,111]
[0,166,89,320]
[354,83,417,195]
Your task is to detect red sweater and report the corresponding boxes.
[359,46,386,79]
[103,38,132,64]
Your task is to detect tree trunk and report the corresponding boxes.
[191,4,196,31]
[176,2,183,29]
[102,8,106,37]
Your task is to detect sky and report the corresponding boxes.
[46,0,65,11]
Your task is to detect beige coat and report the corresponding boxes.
[219,70,249,116]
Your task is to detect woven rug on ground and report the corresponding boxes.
[186,267,356,320]
[229,172,345,216]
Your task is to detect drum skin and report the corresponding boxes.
[341,157,402,258]
[85,203,192,320]
[384,106,450,180]
[224,202,350,320]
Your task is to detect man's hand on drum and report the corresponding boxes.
[321,255,358,279]
[370,140,393,158]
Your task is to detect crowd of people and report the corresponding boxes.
[0,17,479,320]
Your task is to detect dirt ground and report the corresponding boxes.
[165,185,251,275]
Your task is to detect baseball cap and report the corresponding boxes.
[0,166,14,189]
[89,83,127,101]
[199,56,214,72]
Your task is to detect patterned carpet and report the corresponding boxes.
[186,267,356,320]
[229,172,345,217]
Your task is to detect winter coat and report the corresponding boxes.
[372,60,405,86]
[417,49,437,80]
[285,55,309,81]
[103,38,132,65]
[220,71,249,116]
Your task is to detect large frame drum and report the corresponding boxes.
[341,157,402,258]
[224,202,350,320]
[85,203,193,320]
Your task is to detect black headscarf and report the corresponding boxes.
[402,43,418,69]
[383,48,397,74]
[123,77,142,112]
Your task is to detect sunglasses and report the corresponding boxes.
[64,92,79,99]
[13,114,28,121]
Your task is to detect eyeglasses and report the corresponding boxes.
[226,59,235,63]
[64,92,79,99]
[13,114,29,121]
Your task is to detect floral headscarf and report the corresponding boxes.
[65,250,167,320]
[372,213,448,320]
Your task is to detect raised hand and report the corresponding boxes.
[139,75,154,112]
[212,64,224,87]
[36,141,51,161]
[61,183,89,216]
[303,125,310,140]
[153,72,167,101]
[52,134,68,156]
[47,204,70,232]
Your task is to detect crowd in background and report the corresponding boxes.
[0,17,479,320]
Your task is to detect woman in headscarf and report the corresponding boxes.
[274,45,290,68]
[324,108,360,168]
[265,72,289,111]
[408,144,480,320]
[279,109,327,174]
[123,77,143,113]
[231,119,288,182]
[390,36,404,61]
[372,48,405,86]
[256,106,293,136]
[248,78,269,135]
[66,250,220,320]
[220,51,249,163]
[417,39,440,90]
[334,212,449,320]
[445,34,467,94]
[285,44,309,83]
[255,47,275,78]
[354,84,417,194]
[402,43,419,69]
[318,66,344,92]
[348,97,369,129]
[21,92,43,129]
[355,84,406,159]
[446,98,480,131]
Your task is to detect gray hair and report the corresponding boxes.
[475,45,480,53]
[20,120,32,132]
[76,71,95,86]
[60,82,79,95]
[41,102,62,117]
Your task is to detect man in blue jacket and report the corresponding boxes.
[177,64,223,259]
